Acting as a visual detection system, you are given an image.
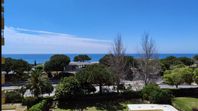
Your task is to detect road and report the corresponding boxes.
[2,80,198,97]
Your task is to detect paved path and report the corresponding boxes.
[2,80,198,97]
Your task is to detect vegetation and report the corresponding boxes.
[74,54,91,62]
[194,68,198,84]
[24,69,53,98]
[5,90,23,103]
[141,83,172,104]
[163,67,194,87]
[99,54,114,67]
[2,58,31,81]
[193,55,198,61]
[178,57,194,66]
[76,64,114,94]
[29,100,48,111]
[172,97,198,111]
[55,76,83,99]
[109,34,127,92]
[160,56,182,70]
[44,54,70,72]
[55,99,143,111]
[141,83,160,100]
[34,64,44,71]
[137,34,161,85]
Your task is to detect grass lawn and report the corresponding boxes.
[53,99,144,111]
[172,97,198,111]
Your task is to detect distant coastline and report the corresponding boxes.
[2,53,197,64]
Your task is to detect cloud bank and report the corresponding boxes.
[3,26,112,54]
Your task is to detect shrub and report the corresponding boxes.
[29,100,48,111]
[194,68,198,84]
[141,83,159,100]
[169,88,198,97]
[5,90,22,103]
[55,76,83,99]
[149,89,172,104]
[22,97,40,109]
[141,83,173,104]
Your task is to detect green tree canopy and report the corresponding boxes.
[99,54,114,66]
[2,58,14,74]
[178,57,194,66]
[44,54,70,72]
[76,64,115,94]
[73,54,91,62]
[193,55,198,61]
[160,56,182,70]
[2,58,31,74]
[163,67,194,87]
[25,69,53,98]
[2,58,31,81]
[55,76,83,99]
[194,68,198,84]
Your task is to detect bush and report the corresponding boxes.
[22,97,40,109]
[55,76,83,99]
[57,91,141,108]
[29,100,48,111]
[194,68,198,84]
[149,89,172,104]
[169,88,198,97]
[141,83,159,100]
[5,90,22,103]
[141,83,173,104]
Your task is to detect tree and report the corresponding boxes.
[25,69,53,98]
[160,56,182,70]
[109,34,127,92]
[141,83,172,104]
[44,54,70,72]
[124,56,138,80]
[178,57,194,66]
[2,58,31,81]
[163,67,193,87]
[194,68,198,84]
[74,54,91,62]
[100,54,137,80]
[193,55,198,61]
[34,64,44,71]
[138,33,161,85]
[2,58,14,74]
[181,67,193,84]
[163,71,183,88]
[76,64,114,94]
[99,54,114,67]
[55,76,83,99]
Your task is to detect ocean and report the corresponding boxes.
[2,54,197,64]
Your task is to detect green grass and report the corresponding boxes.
[53,99,143,111]
[172,97,198,111]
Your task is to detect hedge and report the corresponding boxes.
[57,91,141,108]
[168,88,198,97]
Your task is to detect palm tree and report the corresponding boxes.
[25,69,53,98]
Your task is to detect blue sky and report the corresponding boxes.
[3,0,198,54]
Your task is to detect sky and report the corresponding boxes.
[3,0,198,54]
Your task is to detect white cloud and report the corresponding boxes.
[3,26,112,54]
